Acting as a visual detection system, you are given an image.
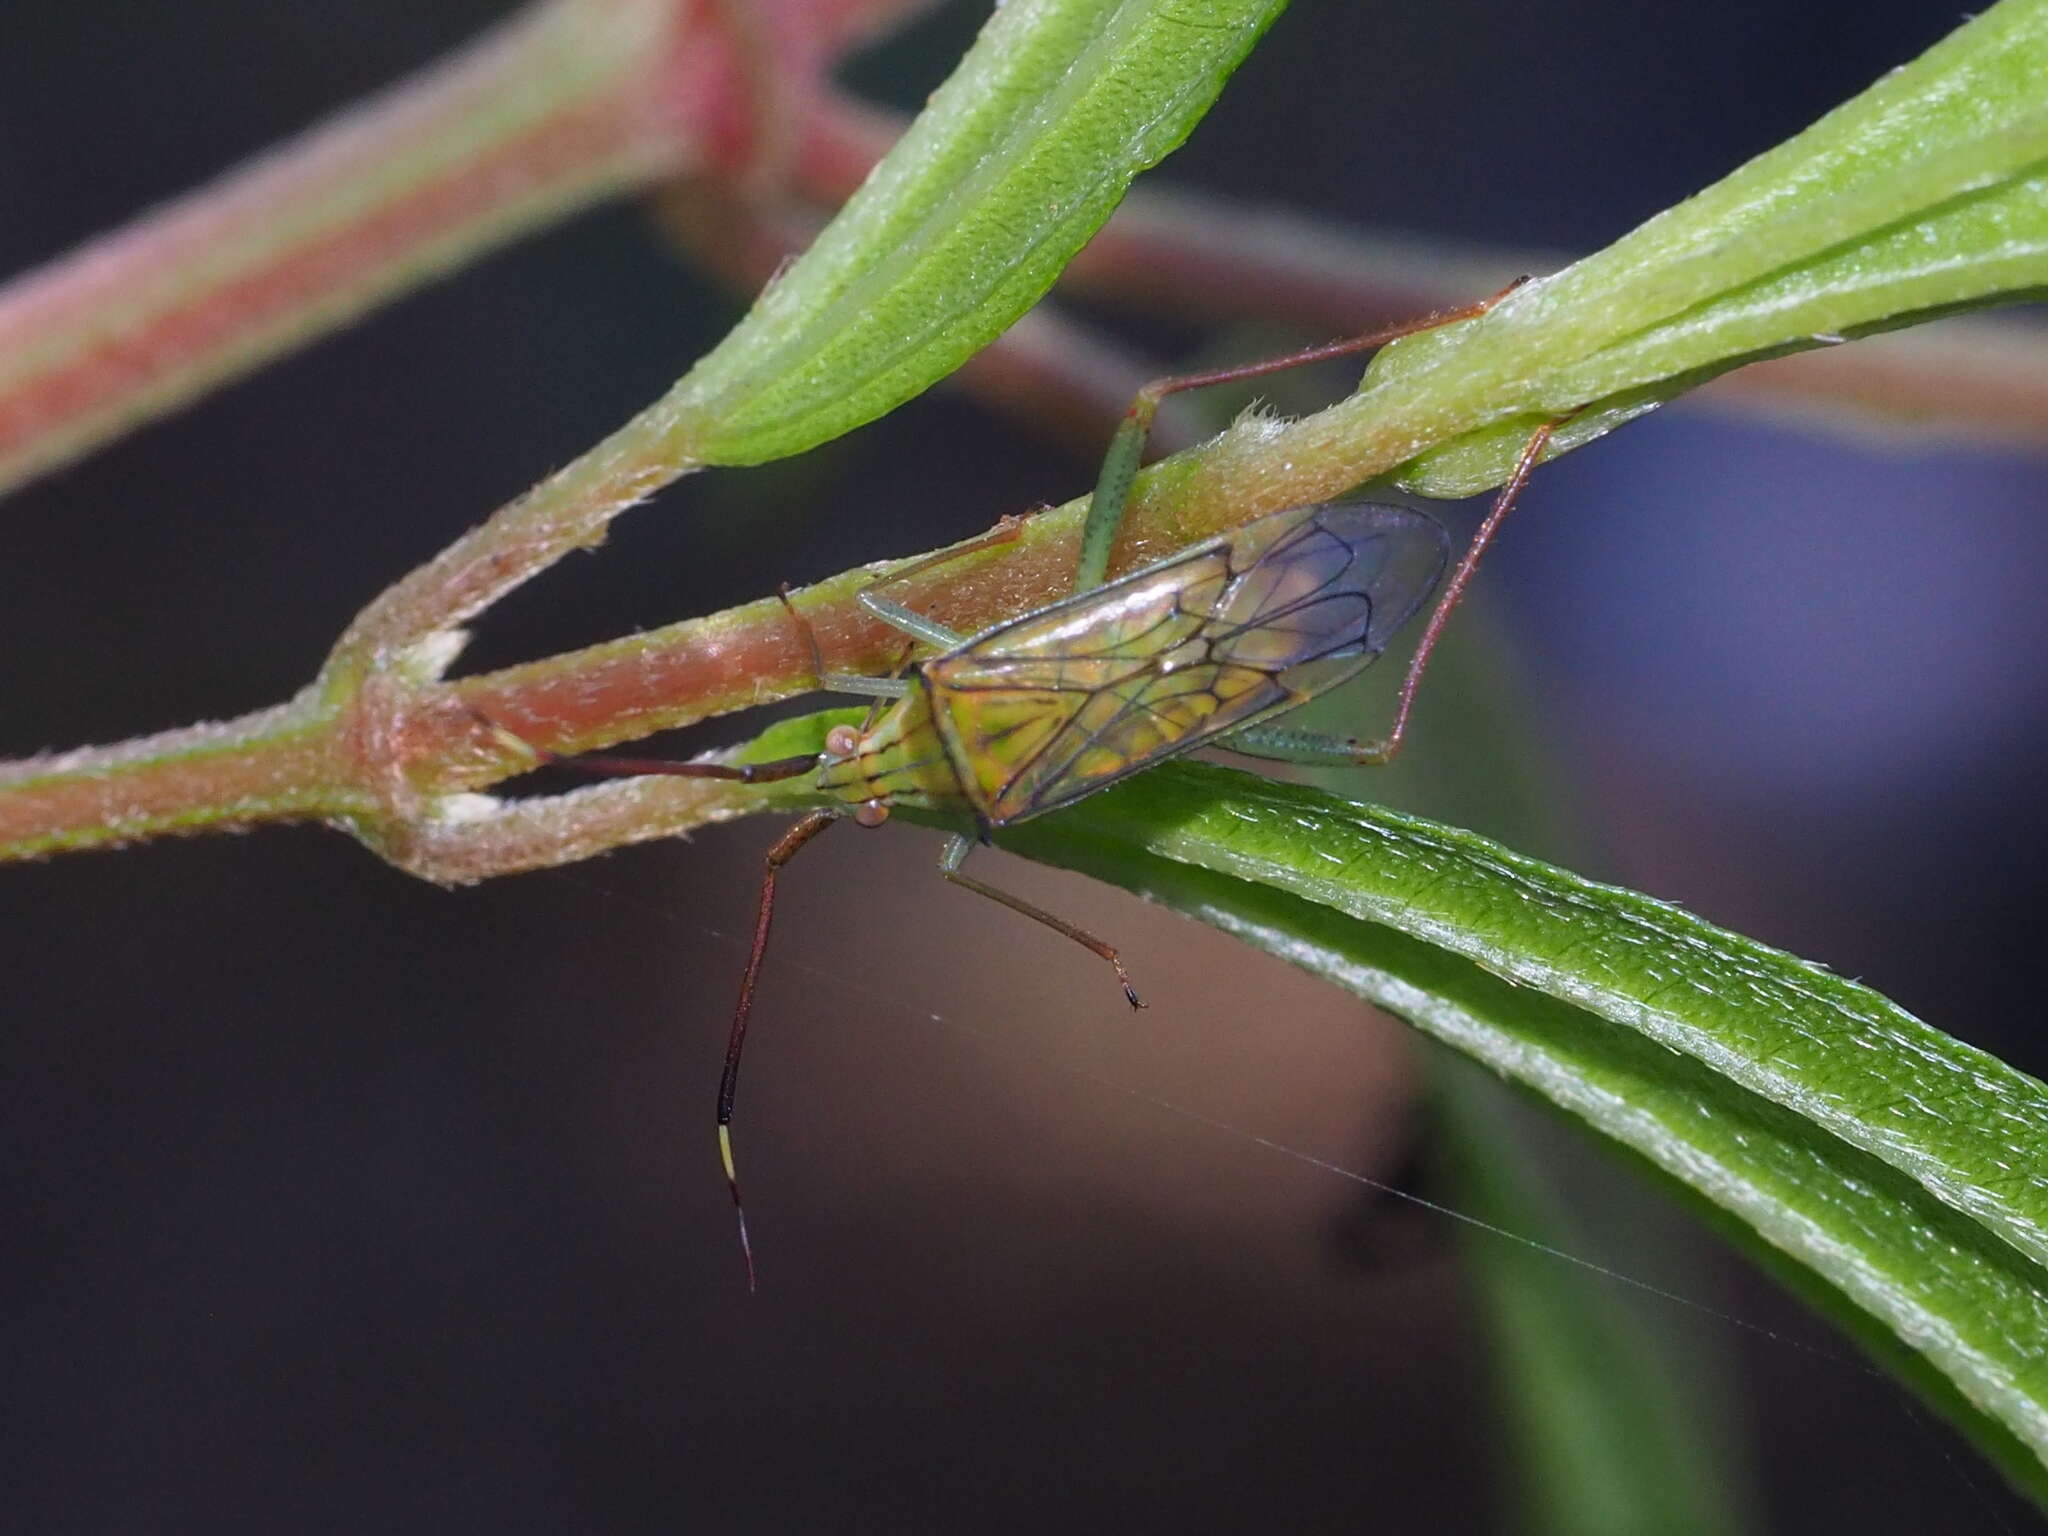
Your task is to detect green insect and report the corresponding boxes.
[506,291,1555,1285]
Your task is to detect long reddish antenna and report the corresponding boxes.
[716,807,838,1289]
[473,707,835,1287]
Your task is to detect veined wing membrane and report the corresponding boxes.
[1212,503,1446,667]
[924,503,1449,823]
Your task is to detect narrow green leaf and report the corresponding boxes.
[1333,0,2048,495]
[988,761,2048,1496]
[725,711,2048,1489]
[670,0,1286,465]
[1323,611,1755,1532]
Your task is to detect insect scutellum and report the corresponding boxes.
[514,282,1560,1287]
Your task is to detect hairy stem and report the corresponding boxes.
[0,0,777,498]
[0,365,1425,873]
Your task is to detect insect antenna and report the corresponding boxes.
[719,807,839,1290]
[469,702,841,1287]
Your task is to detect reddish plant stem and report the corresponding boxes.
[1,22,2037,508]
[0,377,1409,872]
[0,703,363,858]
[0,0,937,500]
[4,11,2044,876]
[0,1,697,494]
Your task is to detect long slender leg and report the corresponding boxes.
[818,673,914,700]
[467,593,850,779]
[480,696,836,1289]
[857,598,964,653]
[718,807,839,1291]
[1224,415,1561,768]
[1076,279,1531,596]
[773,584,914,698]
[939,835,1143,1008]
[521,748,824,783]
[852,514,1029,648]
[1224,722,1382,766]
[1343,417,1558,765]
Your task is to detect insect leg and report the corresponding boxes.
[1222,723,1373,766]
[851,515,1031,648]
[858,596,964,652]
[1227,415,1563,769]
[528,750,822,783]
[938,835,1143,1009]
[719,807,840,1291]
[775,584,919,697]
[1076,279,1531,597]
[1341,417,1560,766]
[818,672,915,700]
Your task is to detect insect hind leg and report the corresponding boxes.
[938,835,1142,1009]
[1344,416,1562,764]
[472,711,821,786]
[1076,279,1531,597]
[1229,413,1565,769]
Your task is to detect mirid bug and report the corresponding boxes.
[493,289,1557,1285]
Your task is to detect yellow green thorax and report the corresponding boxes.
[813,685,977,815]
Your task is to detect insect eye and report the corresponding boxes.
[853,800,890,829]
[825,725,860,757]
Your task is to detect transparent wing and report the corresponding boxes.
[924,502,1448,823]
[1210,502,1447,668]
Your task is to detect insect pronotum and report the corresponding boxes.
[494,287,1560,1286]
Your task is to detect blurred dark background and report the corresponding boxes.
[4,2,2045,1530]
